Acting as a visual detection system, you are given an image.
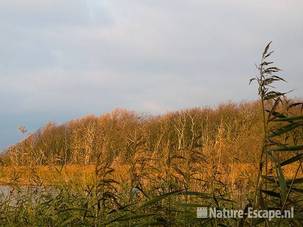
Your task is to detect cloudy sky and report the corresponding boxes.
[1,0,303,150]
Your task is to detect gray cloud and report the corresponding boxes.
[1,0,303,150]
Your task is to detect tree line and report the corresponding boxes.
[4,101,264,166]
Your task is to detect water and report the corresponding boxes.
[0,185,57,205]
[0,185,11,197]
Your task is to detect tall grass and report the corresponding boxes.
[250,42,303,226]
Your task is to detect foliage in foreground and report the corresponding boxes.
[251,42,303,226]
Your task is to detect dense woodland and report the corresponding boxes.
[4,102,263,166]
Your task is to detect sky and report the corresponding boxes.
[1,0,303,150]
